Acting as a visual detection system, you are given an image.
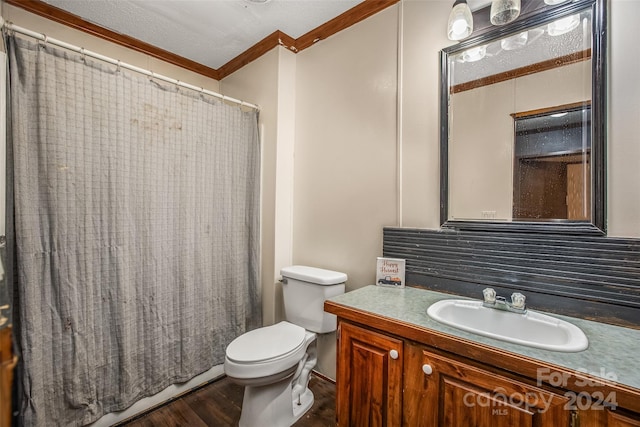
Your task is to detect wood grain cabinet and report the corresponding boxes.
[0,327,16,427]
[334,319,640,427]
[403,343,569,427]
[607,410,640,427]
[337,321,403,427]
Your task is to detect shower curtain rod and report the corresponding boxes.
[0,18,260,111]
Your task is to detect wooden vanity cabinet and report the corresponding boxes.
[606,410,640,427]
[328,302,640,427]
[337,321,569,427]
[337,321,403,427]
[335,319,627,427]
[403,342,570,427]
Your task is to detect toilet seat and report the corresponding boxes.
[226,321,306,364]
[224,322,312,380]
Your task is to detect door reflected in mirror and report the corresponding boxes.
[513,104,591,221]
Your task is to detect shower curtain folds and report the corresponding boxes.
[6,35,261,426]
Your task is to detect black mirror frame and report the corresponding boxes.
[440,0,606,236]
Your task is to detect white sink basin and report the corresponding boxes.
[427,299,588,352]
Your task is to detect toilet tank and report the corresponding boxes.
[280,266,347,333]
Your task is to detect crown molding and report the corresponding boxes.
[6,0,400,81]
[5,0,222,80]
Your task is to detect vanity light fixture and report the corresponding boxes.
[490,0,521,26]
[447,0,474,41]
[547,13,580,36]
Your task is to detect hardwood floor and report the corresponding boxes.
[120,374,336,427]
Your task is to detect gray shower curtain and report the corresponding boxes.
[7,35,261,426]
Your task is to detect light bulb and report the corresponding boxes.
[490,0,521,26]
[501,31,529,50]
[447,0,473,41]
[462,45,487,62]
[544,0,570,5]
[548,14,580,36]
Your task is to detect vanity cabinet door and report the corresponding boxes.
[404,344,571,427]
[336,321,403,427]
[607,410,640,427]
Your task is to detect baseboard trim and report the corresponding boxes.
[311,369,336,385]
[98,365,225,427]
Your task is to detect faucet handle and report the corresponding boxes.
[482,288,496,304]
[511,293,526,310]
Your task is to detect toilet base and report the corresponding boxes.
[238,375,314,427]
[232,332,319,427]
[292,387,314,422]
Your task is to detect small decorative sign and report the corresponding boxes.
[376,257,405,288]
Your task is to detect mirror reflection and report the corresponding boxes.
[513,104,591,221]
[447,8,593,223]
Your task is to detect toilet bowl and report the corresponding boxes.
[224,266,347,427]
[225,322,318,426]
[225,321,313,385]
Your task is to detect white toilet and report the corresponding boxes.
[224,265,347,427]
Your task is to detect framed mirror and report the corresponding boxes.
[440,0,606,235]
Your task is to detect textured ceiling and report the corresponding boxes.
[42,0,364,70]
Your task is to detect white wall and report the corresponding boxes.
[225,5,401,380]
[222,46,297,326]
[292,5,399,378]
[399,0,451,229]
[293,7,398,293]
[608,0,640,237]
[449,79,516,220]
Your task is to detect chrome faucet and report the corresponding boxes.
[482,288,527,314]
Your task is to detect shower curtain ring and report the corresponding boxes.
[80,47,86,62]
[4,21,15,37]
[38,34,48,49]
[116,60,121,73]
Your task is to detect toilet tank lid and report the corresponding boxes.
[280,265,347,285]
